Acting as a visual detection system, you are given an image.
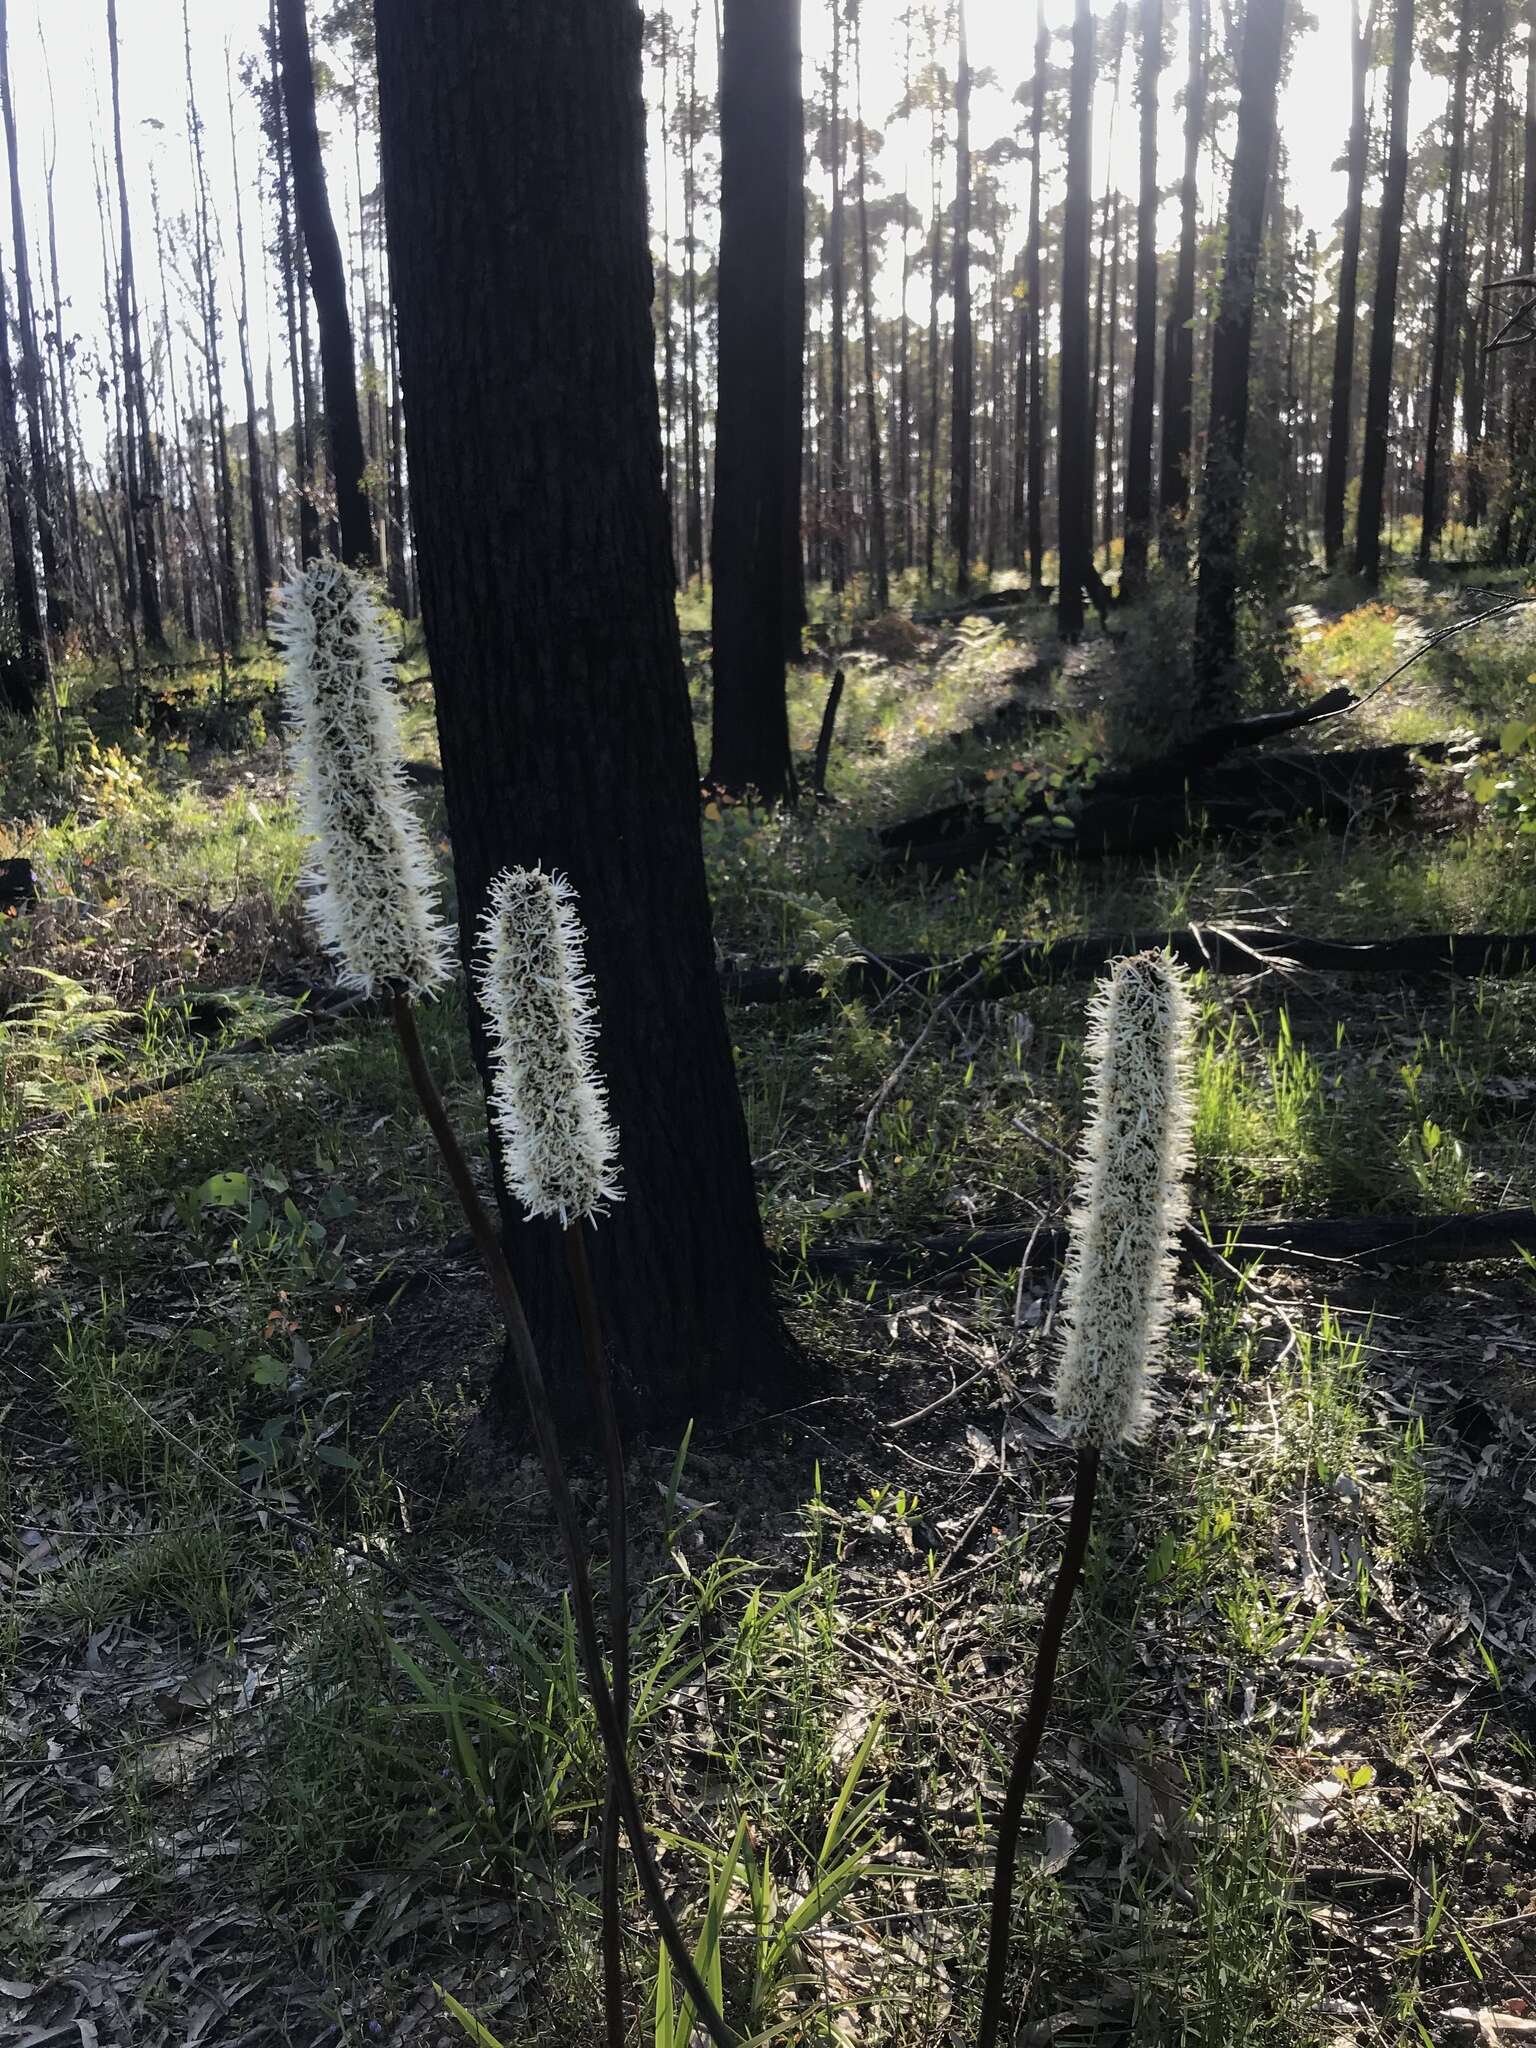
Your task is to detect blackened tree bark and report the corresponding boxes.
[828,0,848,595]
[0,217,41,714]
[853,0,888,612]
[783,28,807,657]
[1058,0,1094,641]
[710,0,801,802]
[1121,0,1163,602]
[950,0,973,594]
[185,4,240,645]
[1497,0,1536,562]
[1192,0,1289,713]
[1158,0,1205,555]
[375,0,785,1423]
[1026,0,1047,593]
[107,0,166,649]
[1464,3,1505,532]
[229,58,274,621]
[0,0,64,636]
[1419,3,1472,566]
[1354,0,1413,585]
[1323,0,1371,569]
[276,0,374,570]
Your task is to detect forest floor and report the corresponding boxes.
[4,567,1536,2047]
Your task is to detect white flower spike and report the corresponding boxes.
[274,557,453,998]
[1054,951,1194,1449]
[477,866,622,1227]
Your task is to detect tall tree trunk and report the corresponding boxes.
[1058,0,1094,641]
[1498,0,1536,562]
[1419,4,1472,566]
[1102,196,1121,569]
[107,0,166,648]
[896,5,914,574]
[1159,0,1205,555]
[184,4,240,647]
[1355,0,1413,583]
[853,0,888,612]
[270,0,321,567]
[828,0,848,594]
[375,0,784,1422]
[683,1,705,588]
[1464,4,1505,532]
[228,57,274,620]
[709,0,801,803]
[924,15,943,588]
[0,202,42,713]
[42,101,81,589]
[1323,0,1371,569]
[1191,0,1289,710]
[1121,0,1163,601]
[950,0,973,594]
[0,0,64,636]
[783,14,807,655]
[275,0,374,569]
[1025,0,1046,594]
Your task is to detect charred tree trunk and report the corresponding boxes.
[107,0,165,649]
[375,0,785,1423]
[1192,0,1289,713]
[228,60,274,622]
[828,0,848,595]
[709,0,801,803]
[1354,0,1414,585]
[1058,0,1094,641]
[783,14,807,656]
[950,0,973,594]
[185,5,240,647]
[1025,0,1046,594]
[0,207,42,713]
[1159,0,1205,556]
[1121,0,1163,601]
[1419,4,1471,566]
[275,0,374,570]
[1322,1,1371,569]
[0,0,64,637]
[853,0,888,612]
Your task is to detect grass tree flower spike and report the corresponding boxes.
[274,556,453,997]
[1055,948,1195,1448]
[977,950,1193,2048]
[476,866,622,1227]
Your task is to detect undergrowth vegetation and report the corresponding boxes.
[4,587,1536,2044]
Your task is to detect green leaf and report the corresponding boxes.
[313,1443,362,1471]
[193,1170,249,1210]
[249,1355,288,1387]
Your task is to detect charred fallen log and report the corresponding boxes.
[799,1207,1536,1287]
[881,738,1448,874]
[720,926,1536,1006]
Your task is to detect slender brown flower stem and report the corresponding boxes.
[976,1445,1101,2048]
[390,996,738,2048]
[564,1223,629,2048]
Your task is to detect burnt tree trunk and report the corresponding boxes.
[229,60,274,622]
[709,0,802,802]
[276,0,374,570]
[950,0,973,594]
[1192,0,1289,714]
[1354,0,1414,585]
[1120,0,1162,602]
[1159,0,1205,554]
[0,0,64,636]
[1058,0,1094,641]
[1026,0,1046,594]
[107,0,166,648]
[853,0,888,612]
[375,0,786,1424]
[1322,0,1370,569]
[1419,3,1471,566]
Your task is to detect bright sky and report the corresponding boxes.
[3,0,1407,459]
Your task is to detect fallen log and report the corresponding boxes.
[882,739,1446,874]
[880,685,1359,853]
[799,1208,1536,1287]
[720,926,1536,1007]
